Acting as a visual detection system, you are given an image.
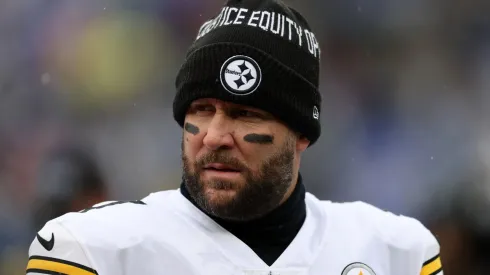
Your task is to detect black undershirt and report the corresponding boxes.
[180,175,307,266]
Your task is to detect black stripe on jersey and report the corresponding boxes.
[80,200,146,213]
[26,268,67,274]
[423,254,440,266]
[429,267,443,275]
[28,256,98,274]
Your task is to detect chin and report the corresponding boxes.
[202,185,239,206]
[204,183,238,196]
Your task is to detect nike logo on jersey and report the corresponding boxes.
[37,233,55,251]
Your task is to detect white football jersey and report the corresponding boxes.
[27,190,443,275]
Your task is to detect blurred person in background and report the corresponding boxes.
[0,143,108,274]
[31,146,109,231]
[25,1,442,275]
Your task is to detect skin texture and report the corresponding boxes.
[182,98,310,221]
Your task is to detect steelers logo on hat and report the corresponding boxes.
[220,55,262,96]
[341,263,376,275]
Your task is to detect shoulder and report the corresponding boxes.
[309,195,442,274]
[27,220,98,274]
[327,200,439,249]
[337,201,442,274]
[27,190,178,274]
[53,190,175,233]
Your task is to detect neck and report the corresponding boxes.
[180,174,307,266]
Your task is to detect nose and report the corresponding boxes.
[203,113,235,151]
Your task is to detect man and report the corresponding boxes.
[26,1,443,274]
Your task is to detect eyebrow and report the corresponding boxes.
[189,101,274,118]
[190,100,212,106]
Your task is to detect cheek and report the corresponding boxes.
[184,132,202,157]
[235,135,274,166]
[236,124,277,148]
[183,124,206,163]
[235,130,290,165]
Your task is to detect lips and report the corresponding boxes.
[203,163,240,172]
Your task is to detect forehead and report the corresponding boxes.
[190,98,266,112]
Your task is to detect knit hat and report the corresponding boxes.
[173,0,322,145]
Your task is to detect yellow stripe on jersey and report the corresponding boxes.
[26,256,98,275]
[420,254,442,275]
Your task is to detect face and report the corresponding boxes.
[182,98,310,221]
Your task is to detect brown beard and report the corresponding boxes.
[181,137,295,221]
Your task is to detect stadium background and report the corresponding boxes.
[1,0,489,274]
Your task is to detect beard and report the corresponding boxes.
[181,137,295,222]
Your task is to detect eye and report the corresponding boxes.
[189,104,215,116]
[234,109,262,119]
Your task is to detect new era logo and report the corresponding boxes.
[313,106,319,120]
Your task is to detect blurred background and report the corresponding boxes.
[0,0,489,274]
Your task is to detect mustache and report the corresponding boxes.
[195,152,247,171]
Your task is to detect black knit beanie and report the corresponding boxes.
[173,0,322,145]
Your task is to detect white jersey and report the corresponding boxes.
[27,190,443,275]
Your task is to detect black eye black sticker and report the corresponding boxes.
[243,134,274,144]
[184,123,200,135]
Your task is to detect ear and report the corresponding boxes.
[295,134,310,153]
